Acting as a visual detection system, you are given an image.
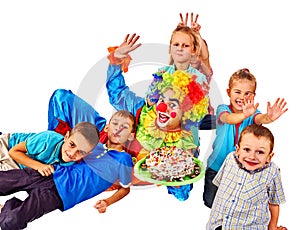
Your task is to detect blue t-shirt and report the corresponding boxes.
[10,131,70,169]
[8,132,36,149]
[53,143,133,211]
[207,104,261,172]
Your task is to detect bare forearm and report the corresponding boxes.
[220,112,247,125]
[254,113,273,125]
[104,186,130,207]
[268,204,280,230]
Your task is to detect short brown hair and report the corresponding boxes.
[71,122,100,148]
[109,110,136,132]
[238,124,274,153]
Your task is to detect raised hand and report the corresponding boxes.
[242,96,259,118]
[266,98,288,122]
[114,33,141,59]
[179,12,201,32]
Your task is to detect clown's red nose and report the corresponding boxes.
[156,102,167,112]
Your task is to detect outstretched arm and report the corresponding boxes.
[219,97,259,124]
[93,186,130,213]
[255,98,288,125]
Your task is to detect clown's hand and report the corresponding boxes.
[114,33,141,59]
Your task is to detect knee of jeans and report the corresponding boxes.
[0,215,25,230]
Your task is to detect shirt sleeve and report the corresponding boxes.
[118,153,133,188]
[268,166,286,205]
[106,64,145,116]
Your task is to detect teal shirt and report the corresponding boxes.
[10,131,72,169]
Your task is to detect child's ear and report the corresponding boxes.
[127,133,135,141]
[103,124,109,132]
[235,144,240,156]
[64,131,70,141]
[226,88,230,97]
[266,152,274,164]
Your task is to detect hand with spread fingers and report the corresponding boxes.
[114,33,142,59]
[179,12,201,33]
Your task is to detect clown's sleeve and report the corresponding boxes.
[106,63,145,117]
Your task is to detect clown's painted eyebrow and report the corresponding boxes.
[161,94,180,105]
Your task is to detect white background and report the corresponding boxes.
[0,0,298,229]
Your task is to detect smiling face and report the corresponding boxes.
[61,132,95,162]
[236,132,274,171]
[227,79,256,113]
[155,88,183,131]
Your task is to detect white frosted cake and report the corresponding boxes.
[144,146,197,181]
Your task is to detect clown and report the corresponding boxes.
[47,33,209,201]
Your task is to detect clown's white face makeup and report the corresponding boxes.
[155,89,183,131]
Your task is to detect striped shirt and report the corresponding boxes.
[206,152,286,230]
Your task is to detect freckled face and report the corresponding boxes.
[236,133,273,171]
[155,89,183,131]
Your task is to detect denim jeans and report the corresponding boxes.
[203,167,218,208]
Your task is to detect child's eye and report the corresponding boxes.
[69,142,75,148]
[183,44,190,48]
[243,147,250,152]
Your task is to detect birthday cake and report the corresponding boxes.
[143,146,199,181]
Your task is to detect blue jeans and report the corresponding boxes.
[203,167,218,208]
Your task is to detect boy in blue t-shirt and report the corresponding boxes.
[0,110,135,230]
[0,121,100,175]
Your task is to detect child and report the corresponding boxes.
[108,31,208,157]
[46,30,209,200]
[203,68,288,208]
[0,110,135,230]
[177,12,216,129]
[206,124,287,230]
[0,122,100,175]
